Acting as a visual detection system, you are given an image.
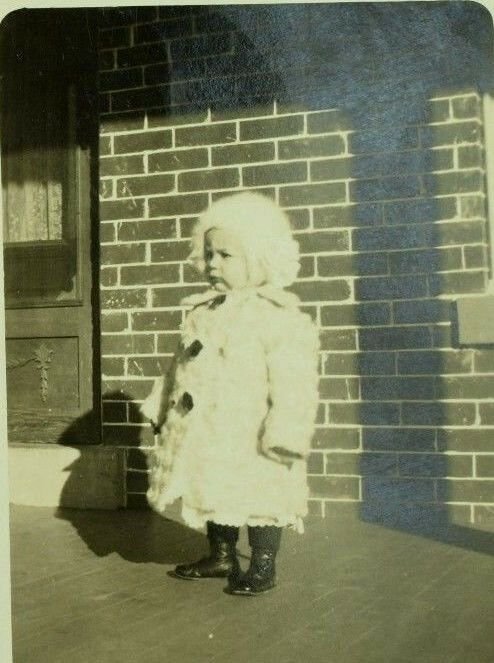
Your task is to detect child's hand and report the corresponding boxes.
[262,445,304,468]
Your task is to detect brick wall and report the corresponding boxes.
[97,5,494,528]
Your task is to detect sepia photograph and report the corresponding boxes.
[1,1,494,661]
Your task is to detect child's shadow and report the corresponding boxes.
[54,391,208,565]
[57,506,209,565]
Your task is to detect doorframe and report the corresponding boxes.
[1,8,101,445]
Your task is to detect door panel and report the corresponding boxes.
[1,10,99,444]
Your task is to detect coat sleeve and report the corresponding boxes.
[139,355,178,429]
[261,308,320,458]
[139,303,201,427]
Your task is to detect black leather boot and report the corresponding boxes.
[229,526,282,596]
[173,522,240,581]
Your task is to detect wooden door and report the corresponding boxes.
[1,10,99,444]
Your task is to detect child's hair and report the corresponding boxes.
[189,192,300,288]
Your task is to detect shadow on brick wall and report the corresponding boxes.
[56,391,210,562]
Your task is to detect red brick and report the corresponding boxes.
[479,403,494,425]
[148,108,208,129]
[287,208,310,230]
[279,135,346,159]
[129,402,148,424]
[308,475,360,500]
[473,349,494,373]
[152,285,204,307]
[307,500,323,516]
[126,471,149,493]
[307,452,324,474]
[463,247,487,273]
[99,26,131,49]
[157,333,181,354]
[297,230,349,254]
[427,98,450,122]
[101,244,146,266]
[149,148,209,173]
[212,187,276,202]
[100,68,143,92]
[118,219,176,242]
[149,193,208,217]
[211,102,275,123]
[131,310,183,332]
[102,424,151,447]
[99,94,110,114]
[179,217,199,238]
[175,123,237,147]
[102,334,155,355]
[420,121,480,147]
[114,130,172,154]
[183,263,207,284]
[319,377,359,399]
[116,174,175,198]
[102,379,156,401]
[101,267,118,287]
[100,199,145,221]
[290,280,351,302]
[100,135,112,156]
[320,329,357,351]
[423,171,483,196]
[121,264,180,285]
[101,112,145,134]
[101,312,129,333]
[100,155,145,177]
[127,356,171,377]
[102,357,125,376]
[135,17,194,43]
[102,400,127,423]
[177,167,239,192]
[212,142,275,166]
[243,162,307,187]
[476,456,494,478]
[99,50,115,70]
[458,145,482,168]
[127,448,148,471]
[170,32,232,60]
[99,6,157,27]
[101,288,147,309]
[307,110,352,133]
[100,180,113,200]
[299,256,315,278]
[151,240,191,262]
[452,96,480,119]
[100,222,116,243]
[280,182,346,207]
[240,116,303,141]
[438,478,494,503]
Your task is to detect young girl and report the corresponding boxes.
[141,192,319,596]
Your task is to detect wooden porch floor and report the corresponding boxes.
[9,504,494,663]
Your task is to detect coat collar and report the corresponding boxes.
[181,285,300,309]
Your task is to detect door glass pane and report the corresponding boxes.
[3,157,63,243]
[1,12,79,306]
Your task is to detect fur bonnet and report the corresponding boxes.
[188,192,301,288]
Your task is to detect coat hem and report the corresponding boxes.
[147,492,306,534]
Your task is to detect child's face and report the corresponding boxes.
[204,227,250,291]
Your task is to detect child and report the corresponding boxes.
[141,191,319,596]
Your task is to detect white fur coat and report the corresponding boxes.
[141,287,320,532]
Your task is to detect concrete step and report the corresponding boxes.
[8,444,125,509]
